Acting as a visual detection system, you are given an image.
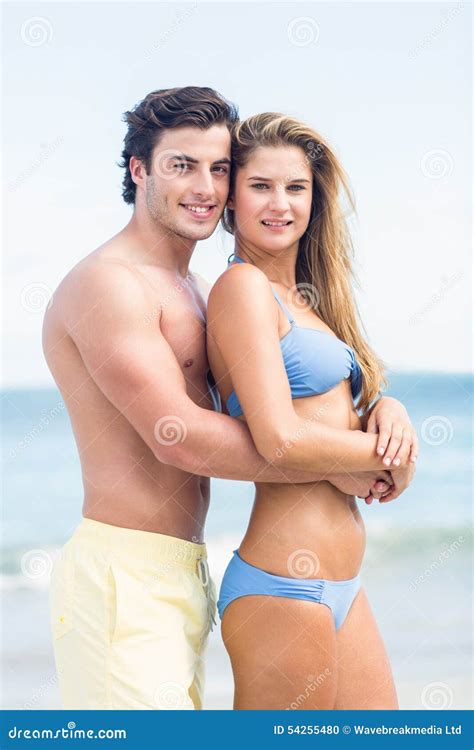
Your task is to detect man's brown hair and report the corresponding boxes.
[120,86,239,204]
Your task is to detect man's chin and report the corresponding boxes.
[174,220,220,242]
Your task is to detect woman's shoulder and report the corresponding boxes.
[207,262,278,333]
[209,260,270,303]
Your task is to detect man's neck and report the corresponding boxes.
[120,209,196,278]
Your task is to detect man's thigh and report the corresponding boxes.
[50,537,215,709]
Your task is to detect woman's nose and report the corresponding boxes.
[268,187,290,212]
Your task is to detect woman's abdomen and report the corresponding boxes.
[239,380,366,580]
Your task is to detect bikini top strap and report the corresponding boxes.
[227,252,246,266]
[271,287,295,325]
[227,253,295,324]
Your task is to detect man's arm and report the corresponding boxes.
[63,260,345,484]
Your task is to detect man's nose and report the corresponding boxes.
[190,169,214,198]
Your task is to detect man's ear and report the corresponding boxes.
[130,156,146,190]
[226,195,234,209]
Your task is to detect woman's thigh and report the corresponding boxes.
[334,587,399,709]
[221,595,338,710]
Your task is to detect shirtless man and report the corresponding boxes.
[42,86,417,710]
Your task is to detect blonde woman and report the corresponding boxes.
[207,113,417,710]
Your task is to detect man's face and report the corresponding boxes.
[141,125,231,241]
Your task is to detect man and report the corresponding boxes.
[42,86,417,710]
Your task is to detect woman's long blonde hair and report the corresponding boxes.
[222,112,387,414]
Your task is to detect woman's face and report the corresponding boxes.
[229,145,313,257]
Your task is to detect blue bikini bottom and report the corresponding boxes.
[217,550,361,631]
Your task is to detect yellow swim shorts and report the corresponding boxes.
[49,517,217,709]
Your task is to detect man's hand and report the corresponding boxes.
[374,463,416,504]
[364,396,419,467]
[330,470,394,505]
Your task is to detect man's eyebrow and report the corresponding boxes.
[169,154,198,164]
[247,175,311,183]
[167,154,231,166]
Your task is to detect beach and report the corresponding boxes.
[1,372,472,710]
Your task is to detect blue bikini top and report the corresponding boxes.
[225,254,363,418]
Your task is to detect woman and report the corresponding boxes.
[206,113,417,710]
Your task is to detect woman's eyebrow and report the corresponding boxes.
[247,175,311,183]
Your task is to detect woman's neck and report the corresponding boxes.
[233,241,299,289]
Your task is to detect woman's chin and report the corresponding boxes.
[243,230,301,253]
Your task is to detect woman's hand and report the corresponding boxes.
[364,396,419,467]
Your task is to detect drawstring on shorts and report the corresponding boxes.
[196,558,216,632]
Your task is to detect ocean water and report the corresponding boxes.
[1,371,472,709]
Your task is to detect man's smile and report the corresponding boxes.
[180,203,217,219]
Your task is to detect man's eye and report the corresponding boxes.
[212,167,229,175]
[173,162,189,172]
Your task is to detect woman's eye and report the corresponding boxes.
[251,183,305,191]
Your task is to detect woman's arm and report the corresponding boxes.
[207,263,410,474]
[361,396,419,465]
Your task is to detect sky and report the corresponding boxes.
[2,1,472,388]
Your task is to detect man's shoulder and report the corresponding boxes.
[46,247,153,337]
[68,244,155,297]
